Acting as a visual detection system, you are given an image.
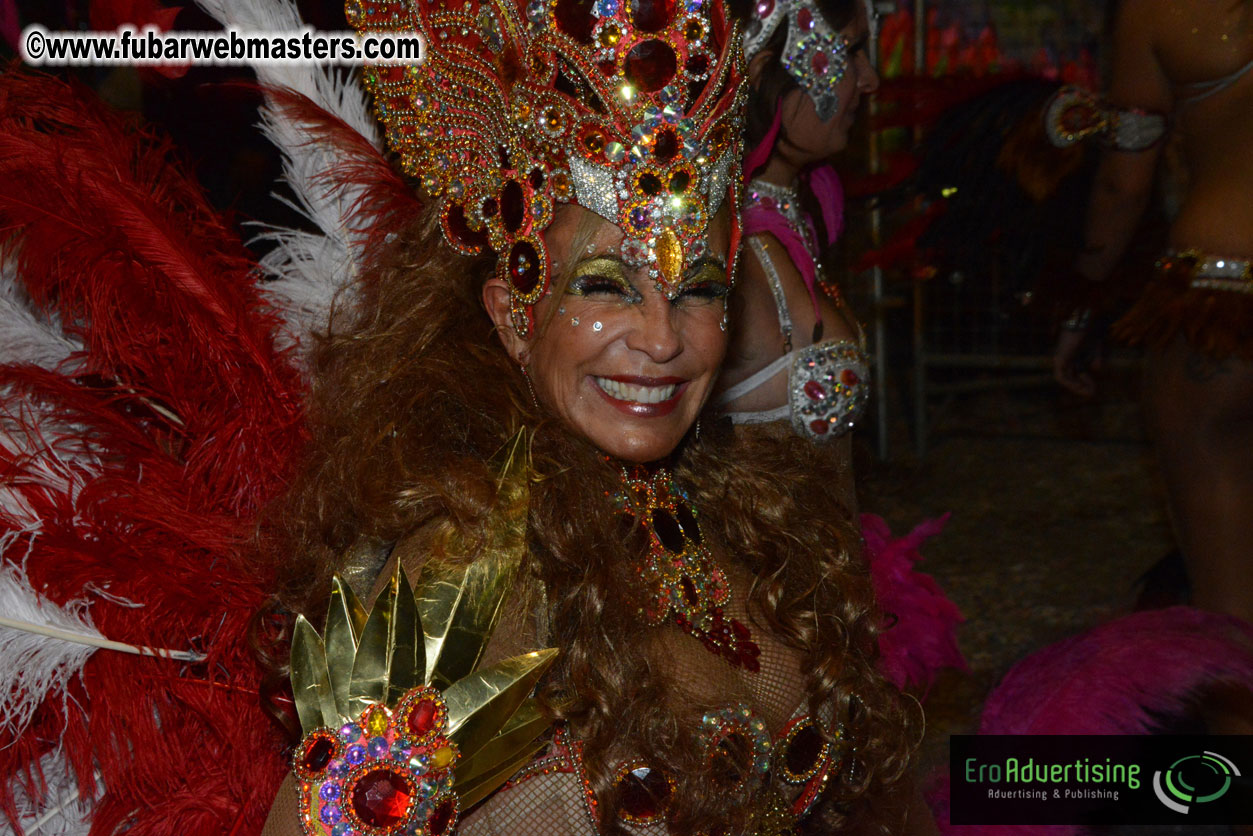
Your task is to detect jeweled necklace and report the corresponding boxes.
[616,467,761,672]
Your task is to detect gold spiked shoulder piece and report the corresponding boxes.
[288,432,556,836]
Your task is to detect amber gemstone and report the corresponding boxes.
[428,799,456,835]
[350,768,413,828]
[653,129,679,162]
[683,18,704,41]
[501,180,525,233]
[301,736,334,773]
[554,0,597,42]
[629,0,675,32]
[582,130,605,154]
[598,24,622,46]
[841,369,859,386]
[674,502,700,544]
[624,40,677,92]
[509,240,542,294]
[617,765,672,822]
[406,698,439,737]
[785,723,825,777]
[637,172,663,196]
[650,508,685,552]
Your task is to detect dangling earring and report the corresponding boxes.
[695,418,702,441]
[519,363,540,411]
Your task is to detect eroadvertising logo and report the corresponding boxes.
[1153,751,1240,814]
[950,736,1253,825]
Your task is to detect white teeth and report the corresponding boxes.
[594,377,678,404]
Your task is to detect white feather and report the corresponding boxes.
[7,751,97,836]
[0,405,101,529]
[0,552,203,737]
[194,0,383,363]
[0,258,83,373]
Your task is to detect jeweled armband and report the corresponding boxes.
[288,432,556,836]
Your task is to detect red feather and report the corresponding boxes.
[0,70,306,835]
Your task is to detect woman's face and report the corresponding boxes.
[491,206,731,464]
[778,2,879,159]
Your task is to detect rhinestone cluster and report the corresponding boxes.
[742,0,849,121]
[295,687,459,836]
[788,341,868,442]
[348,0,746,334]
[616,467,761,671]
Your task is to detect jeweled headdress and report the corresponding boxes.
[349,0,746,335]
[742,0,851,121]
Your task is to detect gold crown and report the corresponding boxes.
[349,0,746,335]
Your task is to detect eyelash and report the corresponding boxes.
[676,281,729,303]
[569,275,643,303]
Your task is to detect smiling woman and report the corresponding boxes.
[486,205,732,463]
[249,0,920,831]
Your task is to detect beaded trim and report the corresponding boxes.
[616,466,761,671]
[1161,249,1253,295]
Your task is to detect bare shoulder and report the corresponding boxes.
[744,232,858,346]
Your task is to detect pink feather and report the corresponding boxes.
[927,607,1253,836]
[863,512,968,692]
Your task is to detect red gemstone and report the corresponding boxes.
[445,205,488,251]
[685,53,710,76]
[617,765,671,822]
[811,50,829,75]
[797,7,813,30]
[350,768,414,828]
[624,40,677,92]
[809,419,829,435]
[803,380,826,401]
[679,575,698,606]
[301,737,334,773]
[554,0,596,42]
[841,369,860,386]
[629,0,675,33]
[754,0,773,15]
[501,180,525,234]
[785,724,825,777]
[406,699,439,737]
[653,128,679,162]
[508,240,542,294]
[428,799,456,835]
[650,508,685,552]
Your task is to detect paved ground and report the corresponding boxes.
[856,361,1177,768]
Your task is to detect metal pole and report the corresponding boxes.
[911,0,928,458]
[868,1,890,461]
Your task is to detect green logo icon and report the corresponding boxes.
[1153,752,1240,814]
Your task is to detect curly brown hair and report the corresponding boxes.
[257,203,919,834]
